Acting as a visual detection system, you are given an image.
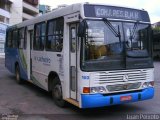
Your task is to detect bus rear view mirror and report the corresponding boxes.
[78,20,87,37]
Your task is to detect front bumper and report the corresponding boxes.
[81,87,154,108]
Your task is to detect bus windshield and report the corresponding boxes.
[81,20,152,71]
[124,23,150,57]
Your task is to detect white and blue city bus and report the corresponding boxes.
[5,3,154,108]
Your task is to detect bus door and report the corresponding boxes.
[69,23,78,100]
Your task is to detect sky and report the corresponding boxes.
[40,0,160,24]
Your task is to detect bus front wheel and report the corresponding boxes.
[52,77,66,107]
[15,65,22,84]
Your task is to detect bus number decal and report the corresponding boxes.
[82,76,89,80]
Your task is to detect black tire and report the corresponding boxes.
[52,77,66,107]
[15,65,22,84]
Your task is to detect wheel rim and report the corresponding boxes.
[53,84,62,100]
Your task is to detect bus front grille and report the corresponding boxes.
[91,69,151,84]
[106,82,141,92]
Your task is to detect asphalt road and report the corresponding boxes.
[0,58,160,120]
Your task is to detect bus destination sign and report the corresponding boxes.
[84,5,150,22]
[95,6,139,20]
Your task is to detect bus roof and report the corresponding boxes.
[15,3,82,28]
[10,3,149,29]
[85,2,146,11]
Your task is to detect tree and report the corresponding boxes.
[153,26,160,34]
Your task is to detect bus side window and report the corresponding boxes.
[41,23,46,50]
[34,22,46,51]
[12,30,18,48]
[18,28,25,49]
[24,27,27,49]
[46,17,64,52]
[46,20,54,50]
[55,18,64,52]
[46,20,56,51]
[6,30,12,48]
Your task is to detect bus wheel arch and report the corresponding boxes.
[48,71,59,91]
[48,71,66,107]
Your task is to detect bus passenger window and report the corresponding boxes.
[6,31,12,48]
[46,17,64,52]
[34,22,46,50]
[18,28,25,49]
[24,27,27,49]
[12,30,18,48]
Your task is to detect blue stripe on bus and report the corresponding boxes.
[6,48,28,80]
[17,49,28,80]
[81,87,154,108]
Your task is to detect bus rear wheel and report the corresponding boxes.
[52,77,66,107]
[15,65,22,84]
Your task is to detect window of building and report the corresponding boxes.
[23,0,38,6]
[0,0,11,12]
[0,15,5,23]
[6,18,9,24]
[6,4,11,12]
[0,0,5,10]
[46,17,64,52]
[33,22,46,50]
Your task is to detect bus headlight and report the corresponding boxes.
[90,87,98,93]
[142,82,148,88]
[142,81,154,88]
[90,86,106,93]
[98,86,106,93]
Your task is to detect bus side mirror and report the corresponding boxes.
[78,20,86,37]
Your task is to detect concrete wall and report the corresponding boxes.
[10,0,23,25]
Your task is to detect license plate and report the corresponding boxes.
[120,95,132,101]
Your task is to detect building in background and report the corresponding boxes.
[10,0,39,25]
[0,0,39,57]
[1,0,39,25]
[0,0,12,24]
[0,0,11,57]
[39,5,51,14]
[0,22,8,57]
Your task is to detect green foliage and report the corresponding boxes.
[153,26,160,34]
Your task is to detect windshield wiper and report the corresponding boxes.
[129,21,139,49]
[102,18,121,46]
[131,21,139,39]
